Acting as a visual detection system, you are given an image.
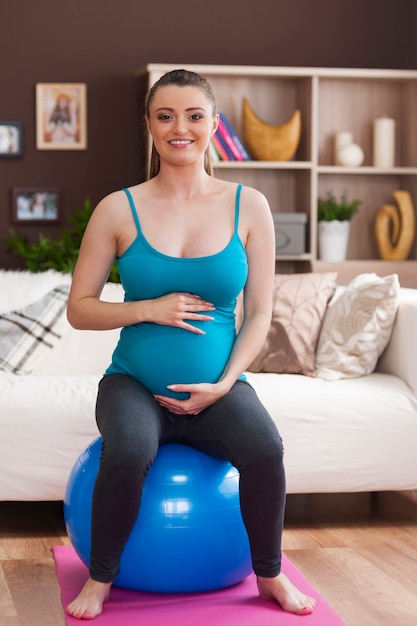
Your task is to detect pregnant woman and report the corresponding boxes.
[66,68,315,620]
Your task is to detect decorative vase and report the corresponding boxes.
[337,143,364,167]
[318,220,351,261]
[334,131,353,163]
[242,97,301,161]
[334,131,364,167]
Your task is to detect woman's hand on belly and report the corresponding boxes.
[145,292,215,334]
[154,380,229,415]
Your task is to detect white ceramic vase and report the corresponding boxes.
[337,143,364,167]
[318,220,351,261]
[334,131,364,167]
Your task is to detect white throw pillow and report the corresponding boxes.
[0,285,70,375]
[315,273,400,381]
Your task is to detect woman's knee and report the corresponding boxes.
[212,383,284,470]
[246,425,284,472]
[100,431,158,473]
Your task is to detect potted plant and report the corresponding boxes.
[317,191,361,261]
[3,197,120,282]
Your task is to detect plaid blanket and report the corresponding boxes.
[0,284,70,375]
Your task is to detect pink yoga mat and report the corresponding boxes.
[53,545,346,625]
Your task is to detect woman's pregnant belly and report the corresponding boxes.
[106,311,236,399]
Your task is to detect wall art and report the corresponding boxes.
[0,121,23,157]
[12,187,61,224]
[36,83,87,150]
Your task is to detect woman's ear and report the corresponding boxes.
[211,114,219,136]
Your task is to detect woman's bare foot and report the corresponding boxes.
[66,578,112,620]
[257,573,316,615]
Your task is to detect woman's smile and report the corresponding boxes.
[169,139,194,147]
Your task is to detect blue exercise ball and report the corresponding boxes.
[64,438,252,593]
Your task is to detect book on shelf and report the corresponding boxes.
[211,131,231,161]
[219,112,251,160]
[211,112,251,162]
[213,125,235,160]
[209,139,221,162]
[216,116,244,161]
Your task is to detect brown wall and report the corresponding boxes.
[1,0,416,269]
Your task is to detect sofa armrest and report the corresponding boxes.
[376,289,417,397]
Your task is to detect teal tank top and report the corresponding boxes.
[105,184,248,399]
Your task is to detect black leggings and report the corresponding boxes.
[91,374,286,582]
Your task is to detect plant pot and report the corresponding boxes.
[318,220,350,261]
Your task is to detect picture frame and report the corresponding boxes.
[0,121,23,157]
[36,83,87,150]
[12,187,61,224]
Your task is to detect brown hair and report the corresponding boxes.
[144,69,216,179]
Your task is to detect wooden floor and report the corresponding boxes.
[0,491,416,626]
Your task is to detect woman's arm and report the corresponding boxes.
[218,186,276,388]
[67,191,141,330]
[67,191,215,332]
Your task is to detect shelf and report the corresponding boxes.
[318,166,417,175]
[214,161,312,170]
[216,163,417,174]
[277,253,313,261]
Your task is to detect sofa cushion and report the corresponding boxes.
[0,268,72,314]
[248,272,337,376]
[245,370,417,493]
[0,372,100,500]
[0,284,70,375]
[315,273,400,381]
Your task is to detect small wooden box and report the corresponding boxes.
[272,213,307,254]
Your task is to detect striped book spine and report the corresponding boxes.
[219,112,251,160]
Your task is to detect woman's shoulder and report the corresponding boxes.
[237,183,271,219]
[94,183,149,215]
[86,188,138,232]
[98,185,142,204]
[239,183,268,204]
[95,188,126,209]
[213,179,268,207]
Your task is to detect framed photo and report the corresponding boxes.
[0,121,23,157]
[36,83,87,150]
[12,187,61,224]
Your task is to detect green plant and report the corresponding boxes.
[317,191,361,222]
[3,197,120,283]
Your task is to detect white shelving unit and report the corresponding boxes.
[136,64,417,287]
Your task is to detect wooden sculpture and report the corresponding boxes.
[374,190,416,260]
[242,97,301,161]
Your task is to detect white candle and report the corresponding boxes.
[373,117,395,168]
[334,131,353,165]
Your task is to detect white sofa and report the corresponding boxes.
[1,280,417,501]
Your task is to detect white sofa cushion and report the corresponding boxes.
[246,371,417,493]
[0,373,100,500]
[316,273,400,381]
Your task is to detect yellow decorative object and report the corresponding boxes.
[242,97,301,161]
[374,190,416,260]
